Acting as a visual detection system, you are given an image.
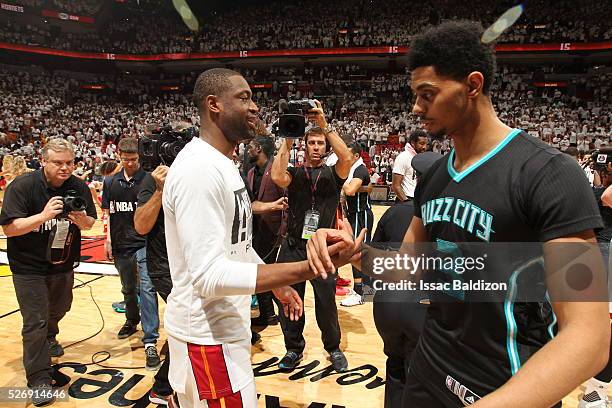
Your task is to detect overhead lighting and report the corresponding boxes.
[172,0,199,31]
[481,4,524,44]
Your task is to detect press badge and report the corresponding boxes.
[51,220,70,249]
[301,209,320,240]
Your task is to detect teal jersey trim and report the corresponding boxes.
[503,256,546,375]
[545,292,558,339]
[447,128,522,183]
[504,268,522,375]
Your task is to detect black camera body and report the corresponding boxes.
[60,190,86,218]
[138,126,197,171]
[592,148,612,171]
[273,99,317,139]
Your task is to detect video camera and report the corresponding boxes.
[59,190,86,218]
[138,125,198,171]
[591,148,612,171]
[271,99,317,139]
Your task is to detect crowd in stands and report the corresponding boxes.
[1,0,611,54]
[10,0,43,8]
[50,0,102,15]
[3,0,102,15]
[0,60,609,188]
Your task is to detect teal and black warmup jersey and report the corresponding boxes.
[410,129,603,406]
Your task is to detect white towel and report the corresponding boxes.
[346,157,364,184]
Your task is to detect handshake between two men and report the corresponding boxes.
[307,219,367,280]
[269,220,366,322]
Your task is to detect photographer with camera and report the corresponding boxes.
[0,139,96,407]
[102,137,161,370]
[271,99,353,372]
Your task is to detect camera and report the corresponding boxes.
[591,148,612,171]
[138,125,198,171]
[272,99,317,139]
[60,190,86,218]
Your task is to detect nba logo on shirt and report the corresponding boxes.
[231,187,252,245]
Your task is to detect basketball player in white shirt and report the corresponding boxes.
[163,68,361,408]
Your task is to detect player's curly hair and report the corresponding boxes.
[407,20,496,94]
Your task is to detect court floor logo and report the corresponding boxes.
[52,359,377,407]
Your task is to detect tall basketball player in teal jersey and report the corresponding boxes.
[308,20,610,408]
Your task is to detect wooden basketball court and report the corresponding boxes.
[0,204,600,407]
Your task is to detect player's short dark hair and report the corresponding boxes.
[193,68,242,112]
[348,142,362,156]
[118,137,138,154]
[254,136,275,159]
[407,20,496,94]
[409,130,428,144]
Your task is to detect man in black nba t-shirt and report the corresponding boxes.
[309,20,609,408]
[102,137,161,370]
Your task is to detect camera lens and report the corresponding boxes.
[72,197,87,212]
[286,119,300,133]
[144,140,155,155]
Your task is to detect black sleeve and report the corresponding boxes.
[0,178,30,225]
[76,179,97,219]
[355,164,370,185]
[413,178,423,219]
[287,165,298,181]
[524,153,603,241]
[370,208,407,250]
[137,173,157,206]
[372,212,387,243]
[100,176,112,209]
[331,164,347,189]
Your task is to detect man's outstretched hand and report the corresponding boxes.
[306,218,366,279]
[272,286,303,321]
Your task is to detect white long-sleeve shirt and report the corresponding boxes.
[163,137,261,344]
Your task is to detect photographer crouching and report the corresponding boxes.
[0,139,96,407]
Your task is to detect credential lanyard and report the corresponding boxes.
[303,166,322,210]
